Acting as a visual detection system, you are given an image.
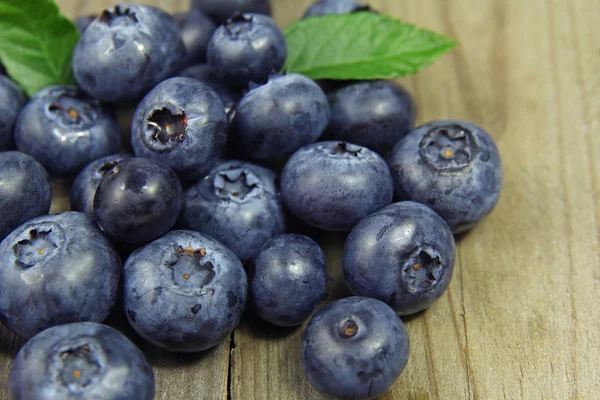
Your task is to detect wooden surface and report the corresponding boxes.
[1,0,598,399]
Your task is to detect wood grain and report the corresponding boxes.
[0,0,597,399]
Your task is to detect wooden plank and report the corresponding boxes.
[1,0,598,399]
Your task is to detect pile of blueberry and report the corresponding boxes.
[0,0,503,398]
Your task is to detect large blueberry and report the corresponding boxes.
[131,77,228,181]
[173,9,217,66]
[9,322,154,400]
[388,120,503,233]
[191,0,271,23]
[178,64,242,117]
[123,230,248,352]
[249,234,326,327]
[0,151,51,241]
[73,4,185,103]
[281,141,393,231]
[94,157,183,244]
[303,0,369,18]
[14,85,120,177]
[302,296,410,399]
[343,201,455,316]
[231,73,330,161]
[70,154,131,216]
[0,76,26,151]
[179,160,285,263]
[207,14,286,87]
[0,212,121,339]
[324,80,416,156]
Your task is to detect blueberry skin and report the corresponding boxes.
[0,212,121,339]
[173,9,217,66]
[207,14,287,87]
[0,76,26,151]
[123,230,248,352]
[94,157,183,244]
[249,234,326,327]
[131,77,228,181]
[14,85,120,177]
[178,64,242,117]
[302,297,409,400]
[191,0,271,23]
[388,120,503,233]
[179,160,285,263]
[303,0,368,18]
[70,154,131,216]
[281,141,393,232]
[0,151,51,241]
[324,81,416,156]
[73,15,96,33]
[73,4,186,103]
[343,201,455,316]
[9,322,155,400]
[231,74,330,161]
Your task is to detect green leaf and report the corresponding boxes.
[284,12,457,80]
[0,0,79,96]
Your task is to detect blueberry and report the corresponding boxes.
[302,296,409,399]
[0,151,51,241]
[131,77,228,181]
[73,4,186,103]
[249,234,326,327]
[94,157,183,244]
[0,212,121,339]
[14,85,120,177]
[324,80,416,156]
[9,322,155,400]
[70,154,131,216]
[178,64,242,118]
[281,141,393,232]
[73,15,96,33]
[207,14,287,87]
[343,201,455,316]
[173,9,217,66]
[303,0,369,18]
[388,120,503,233]
[179,160,285,263]
[0,76,26,151]
[123,230,247,352]
[231,73,330,161]
[191,0,271,23]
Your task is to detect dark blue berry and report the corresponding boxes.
[0,212,121,339]
[131,77,228,181]
[9,322,155,400]
[191,0,271,23]
[179,160,286,263]
[388,120,503,233]
[0,75,26,151]
[281,141,394,231]
[302,296,410,399]
[343,201,455,316]
[173,9,217,67]
[123,230,248,352]
[0,151,51,241]
[93,157,183,244]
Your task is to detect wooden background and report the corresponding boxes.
[0,0,597,398]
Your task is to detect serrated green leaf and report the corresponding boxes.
[284,12,457,80]
[0,0,79,96]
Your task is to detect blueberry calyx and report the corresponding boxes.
[12,228,58,269]
[99,6,139,24]
[95,159,123,179]
[214,168,260,201]
[420,125,477,171]
[339,319,359,338]
[164,245,216,295]
[144,108,187,151]
[58,343,103,390]
[45,88,99,128]
[332,142,362,157]
[224,14,254,37]
[401,249,443,293]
